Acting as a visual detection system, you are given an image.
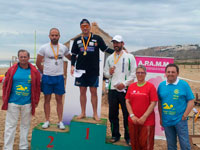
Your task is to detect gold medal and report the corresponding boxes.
[83,51,87,55]
[114,51,123,64]
[50,43,59,62]
[82,33,91,56]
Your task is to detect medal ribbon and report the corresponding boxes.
[82,33,91,52]
[50,43,59,60]
[114,51,123,64]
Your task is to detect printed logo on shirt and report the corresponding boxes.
[91,39,98,46]
[92,39,97,42]
[163,103,173,110]
[131,90,147,96]
[78,43,84,48]
[173,89,179,100]
[162,103,176,116]
[16,85,30,96]
[89,42,94,46]
[77,40,82,44]
[174,89,179,94]
[80,47,95,52]
[28,75,31,83]
[16,85,28,91]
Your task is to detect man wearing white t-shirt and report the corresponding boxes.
[36,28,71,130]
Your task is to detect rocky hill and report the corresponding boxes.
[132,44,200,60]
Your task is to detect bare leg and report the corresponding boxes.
[55,94,63,122]
[90,87,100,121]
[44,94,51,121]
[77,86,87,119]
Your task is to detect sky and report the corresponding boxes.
[1,0,200,60]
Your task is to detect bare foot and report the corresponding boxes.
[93,115,100,121]
[76,114,86,119]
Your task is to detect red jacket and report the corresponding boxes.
[2,63,41,115]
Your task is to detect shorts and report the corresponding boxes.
[75,75,99,87]
[41,75,65,95]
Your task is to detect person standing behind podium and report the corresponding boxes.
[158,64,194,150]
[126,65,158,150]
[2,49,41,150]
[104,35,136,144]
[36,28,71,130]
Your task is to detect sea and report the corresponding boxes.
[0,59,35,68]
[0,60,11,68]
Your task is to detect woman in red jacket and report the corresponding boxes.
[2,49,41,150]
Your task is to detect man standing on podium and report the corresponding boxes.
[71,19,114,121]
[36,28,71,130]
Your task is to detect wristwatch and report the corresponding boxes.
[130,114,134,118]
[182,115,188,120]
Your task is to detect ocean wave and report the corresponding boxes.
[0,64,10,68]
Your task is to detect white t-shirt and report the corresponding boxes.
[38,42,70,76]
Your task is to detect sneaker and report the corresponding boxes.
[42,121,50,129]
[57,122,65,130]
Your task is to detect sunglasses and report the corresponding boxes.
[81,24,90,29]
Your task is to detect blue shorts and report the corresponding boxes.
[41,75,65,95]
[75,75,99,87]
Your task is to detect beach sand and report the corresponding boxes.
[0,65,200,150]
[0,68,8,75]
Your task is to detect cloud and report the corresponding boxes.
[0,0,200,59]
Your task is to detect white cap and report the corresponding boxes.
[111,35,123,42]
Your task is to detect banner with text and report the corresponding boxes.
[135,55,174,139]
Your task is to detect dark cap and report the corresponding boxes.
[80,19,90,25]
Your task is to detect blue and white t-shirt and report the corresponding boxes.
[158,79,194,127]
[9,65,31,105]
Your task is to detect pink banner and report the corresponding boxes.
[135,56,174,139]
[135,56,174,73]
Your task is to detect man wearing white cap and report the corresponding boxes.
[104,35,137,145]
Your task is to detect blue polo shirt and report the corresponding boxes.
[9,65,31,105]
[157,79,194,127]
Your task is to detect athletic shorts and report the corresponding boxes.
[41,75,65,95]
[75,75,99,87]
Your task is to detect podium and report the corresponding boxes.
[31,117,131,150]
